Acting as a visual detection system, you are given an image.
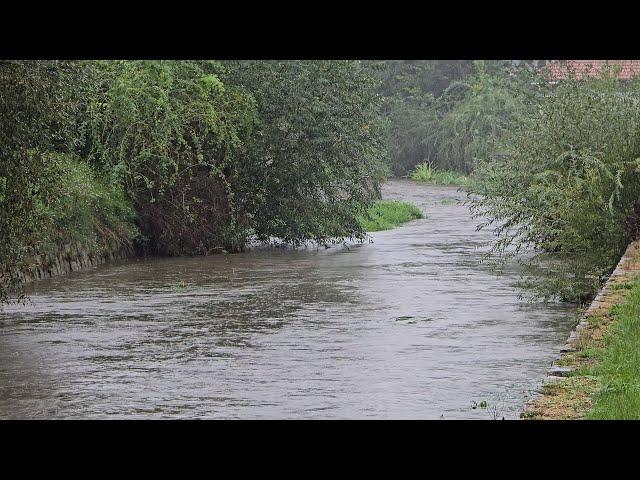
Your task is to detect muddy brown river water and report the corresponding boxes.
[0,180,576,419]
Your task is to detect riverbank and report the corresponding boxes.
[18,243,133,285]
[522,240,640,419]
[14,198,424,289]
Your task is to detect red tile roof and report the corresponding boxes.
[549,60,640,80]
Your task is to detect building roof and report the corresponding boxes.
[548,60,640,80]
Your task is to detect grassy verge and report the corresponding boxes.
[587,282,640,419]
[357,200,423,232]
[523,241,640,419]
[410,162,469,186]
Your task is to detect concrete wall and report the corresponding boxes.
[18,243,133,284]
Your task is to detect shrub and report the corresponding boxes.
[430,61,527,174]
[471,74,640,302]
[0,60,89,303]
[37,152,137,255]
[222,60,388,245]
[378,61,526,176]
[88,60,256,255]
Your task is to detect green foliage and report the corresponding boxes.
[471,74,640,302]
[378,61,475,102]
[410,162,469,186]
[223,60,387,245]
[0,61,89,303]
[2,60,388,303]
[36,152,137,255]
[87,60,387,254]
[429,61,528,173]
[382,94,436,176]
[378,62,439,175]
[356,200,423,231]
[0,61,137,304]
[88,60,256,255]
[378,61,526,175]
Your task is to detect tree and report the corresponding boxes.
[430,60,528,173]
[88,60,256,255]
[471,74,640,302]
[222,60,387,245]
[0,60,88,303]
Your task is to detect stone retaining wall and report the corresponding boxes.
[17,243,133,285]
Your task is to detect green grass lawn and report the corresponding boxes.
[357,200,423,232]
[587,281,640,419]
[410,162,469,186]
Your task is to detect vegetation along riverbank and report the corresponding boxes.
[409,162,469,186]
[4,59,640,418]
[5,60,640,322]
[1,60,387,304]
[523,241,640,419]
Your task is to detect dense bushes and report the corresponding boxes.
[87,60,387,254]
[378,61,439,175]
[470,74,640,302]
[379,60,526,175]
[37,153,137,255]
[1,60,387,303]
[0,60,136,303]
[223,60,387,245]
[88,60,256,255]
[428,62,527,173]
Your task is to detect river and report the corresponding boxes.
[0,180,576,419]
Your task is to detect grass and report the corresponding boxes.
[410,162,469,186]
[357,200,423,232]
[524,376,601,420]
[587,280,640,419]
[524,242,640,419]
